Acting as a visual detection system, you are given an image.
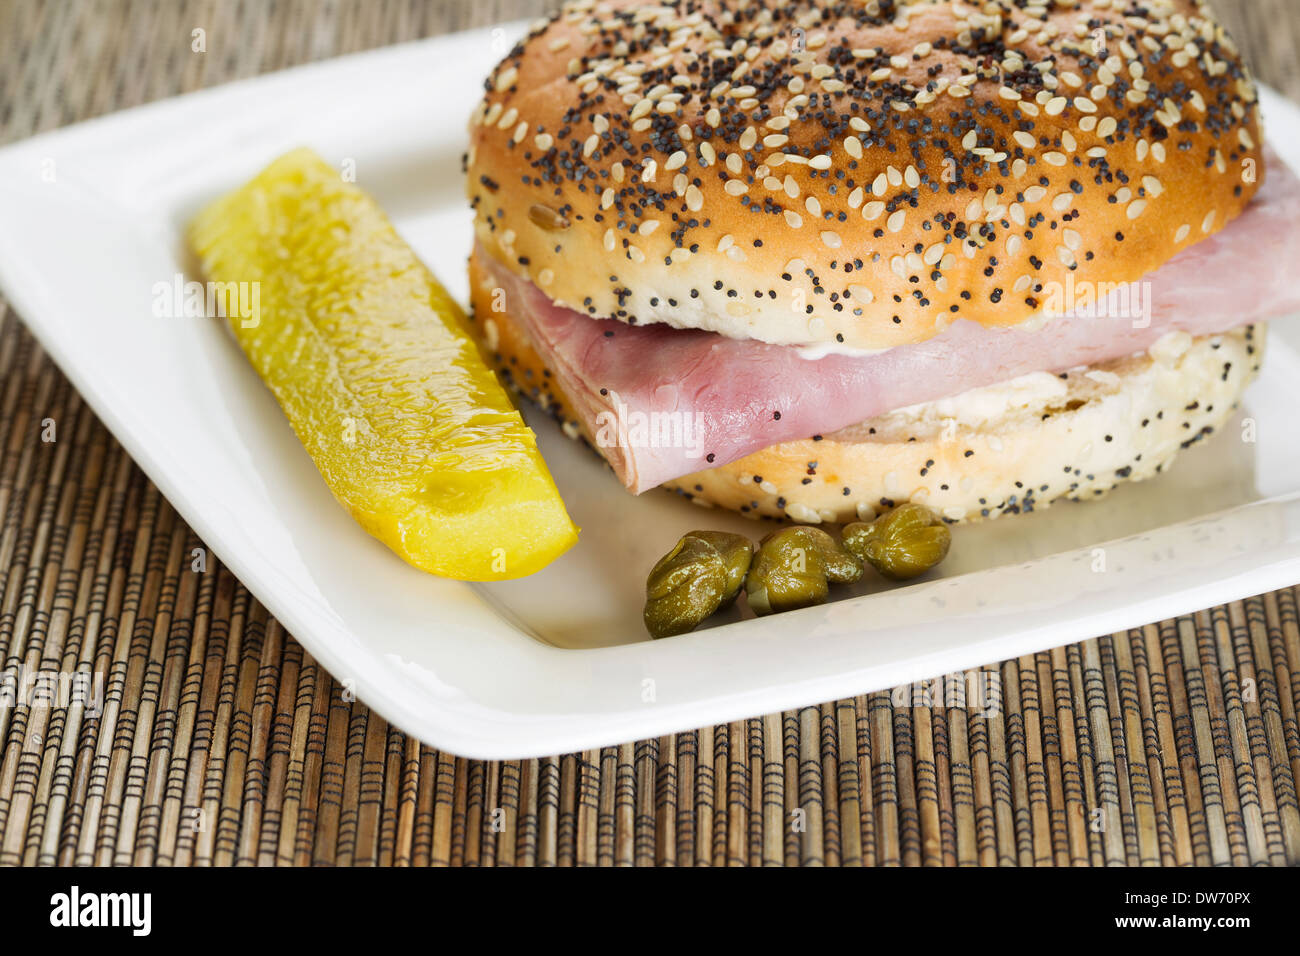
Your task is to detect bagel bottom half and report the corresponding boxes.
[467,249,1265,525]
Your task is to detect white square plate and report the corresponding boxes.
[2,24,1299,758]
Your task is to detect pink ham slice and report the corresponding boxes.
[484,154,1300,493]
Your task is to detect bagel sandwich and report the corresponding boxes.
[464,0,1300,524]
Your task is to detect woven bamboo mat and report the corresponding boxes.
[2,0,1300,867]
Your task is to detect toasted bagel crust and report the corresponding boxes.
[467,0,1263,351]
[468,247,1265,523]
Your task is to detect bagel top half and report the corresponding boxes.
[465,0,1263,352]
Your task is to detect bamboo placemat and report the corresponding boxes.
[2,0,1299,867]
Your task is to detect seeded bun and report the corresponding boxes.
[467,247,1264,523]
[466,0,1263,352]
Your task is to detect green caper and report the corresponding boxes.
[746,526,862,617]
[843,503,951,580]
[644,531,754,639]
[687,530,754,604]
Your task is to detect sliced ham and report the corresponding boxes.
[484,154,1300,493]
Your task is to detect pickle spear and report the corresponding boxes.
[188,148,577,581]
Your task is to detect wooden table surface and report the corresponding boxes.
[1,0,1298,867]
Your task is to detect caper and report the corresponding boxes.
[843,503,951,580]
[644,531,754,639]
[746,526,862,617]
[688,530,754,604]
